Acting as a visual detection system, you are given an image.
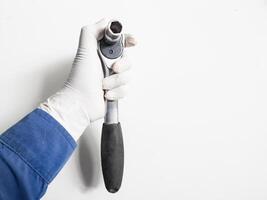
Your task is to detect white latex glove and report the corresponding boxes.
[39,19,137,141]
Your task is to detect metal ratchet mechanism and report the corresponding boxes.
[97,20,125,193]
[98,20,124,124]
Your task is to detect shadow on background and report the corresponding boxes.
[40,59,102,190]
[78,125,102,189]
[39,59,72,102]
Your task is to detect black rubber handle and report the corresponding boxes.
[101,123,124,193]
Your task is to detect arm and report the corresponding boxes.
[0,19,136,200]
[0,109,75,200]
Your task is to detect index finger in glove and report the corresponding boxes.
[124,33,137,48]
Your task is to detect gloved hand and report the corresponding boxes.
[39,19,137,141]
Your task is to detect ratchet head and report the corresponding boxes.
[99,20,124,60]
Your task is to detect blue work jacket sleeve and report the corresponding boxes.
[0,108,77,200]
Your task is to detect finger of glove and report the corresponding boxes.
[103,71,130,90]
[78,18,109,49]
[112,55,132,73]
[105,85,127,100]
[124,33,137,48]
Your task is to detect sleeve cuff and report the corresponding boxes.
[0,108,77,184]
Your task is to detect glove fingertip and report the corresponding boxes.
[112,59,131,73]
[105,91,116,100]
[124,34,137,47]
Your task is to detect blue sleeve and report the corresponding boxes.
[0,109,77,200]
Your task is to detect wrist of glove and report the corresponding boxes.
[39,19,136,141]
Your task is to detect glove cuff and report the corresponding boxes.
[39,86,91,141]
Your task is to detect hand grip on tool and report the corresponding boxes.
[97,20,125,193]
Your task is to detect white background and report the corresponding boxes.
[0,0,267,199]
